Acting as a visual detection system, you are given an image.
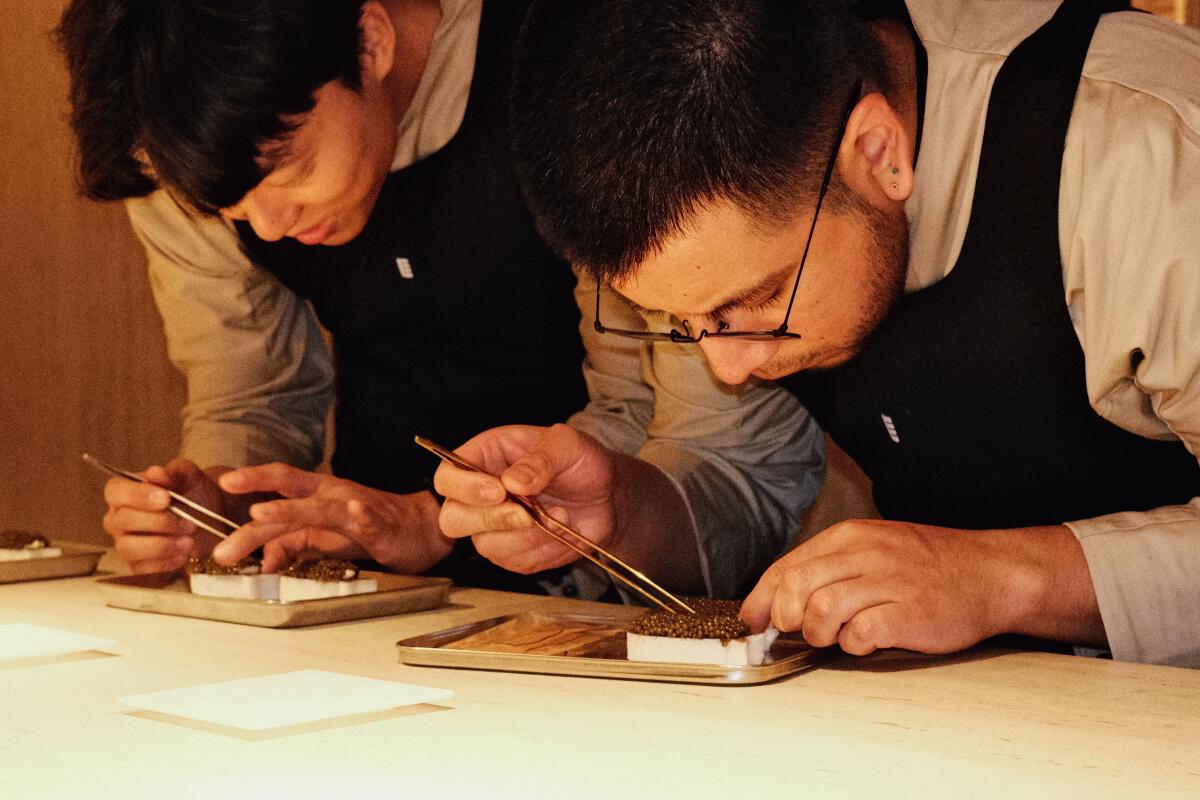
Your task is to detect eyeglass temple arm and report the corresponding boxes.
[776,79,864,335]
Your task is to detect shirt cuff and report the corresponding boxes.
[1065,499,1200,667]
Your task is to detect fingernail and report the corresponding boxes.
[175,537,192,551]
[212,542,230,561]
[481,484,504,503]
[505,511,527,528]
[152,490,169,506]
[221,473,242,490]
[509,467,534,486]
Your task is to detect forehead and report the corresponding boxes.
[615,199,805,314]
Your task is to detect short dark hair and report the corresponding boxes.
[56,0,366,214]
[511,0,888,283]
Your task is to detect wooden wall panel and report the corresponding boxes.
[1134,0,1199,25]
[0,2,185,545]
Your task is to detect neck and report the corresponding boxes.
[381,0,443,124]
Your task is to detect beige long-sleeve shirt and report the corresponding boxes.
[905,0,1200,665]
[125,0,823,600]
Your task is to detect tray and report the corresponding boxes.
[97,570,451,628]
[397,610,833,685]
[0,543,105,585]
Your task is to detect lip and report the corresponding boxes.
[290,219,333,246]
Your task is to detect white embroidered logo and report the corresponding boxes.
[881,413,900,444]
[396,257,415,279]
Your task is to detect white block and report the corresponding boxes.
[278,576,377,602]
[0,547,62,562]
[188,572,280,601]
[627,627,779,666]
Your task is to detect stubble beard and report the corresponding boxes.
[759,200,909,378]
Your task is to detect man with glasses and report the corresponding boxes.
[60,0,822,597]
[436,0,1200,665]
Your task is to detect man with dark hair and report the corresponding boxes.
[59,0,823,595]
[436,0,1200,664]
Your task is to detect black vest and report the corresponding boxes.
[784,0,1200,530]
[236,0,586,496]
[236,1,589,592]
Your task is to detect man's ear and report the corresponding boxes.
[837,92,913,205]
[359,1,396,83]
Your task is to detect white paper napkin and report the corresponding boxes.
[119,669,454,730]
[0,623,116,662]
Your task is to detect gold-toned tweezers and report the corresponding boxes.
[81,453,238,540]
[415,435,695,614]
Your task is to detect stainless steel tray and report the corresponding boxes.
[97,570,451,628]
[397,610,833,685]
[0,543,105,585]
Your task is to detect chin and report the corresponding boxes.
[319,203,374,246]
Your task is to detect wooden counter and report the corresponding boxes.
[1,552,1197,799]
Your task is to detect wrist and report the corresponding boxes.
[981,525,1091,642]
[379,489,454,573]
[979,528,1041,638]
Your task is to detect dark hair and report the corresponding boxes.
[511,0,889,282]
[56,0,366,214]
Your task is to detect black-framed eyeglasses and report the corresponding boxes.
[594,80,863,344]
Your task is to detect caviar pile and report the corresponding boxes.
[0,530,49,549]
[186,555,262,576]
[628,598,751,641]
[282,557,358,582]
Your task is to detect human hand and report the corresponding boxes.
[739,519,1056,656]
[210,463,452,574]
[102,458,227,574]
[433,424,618,574]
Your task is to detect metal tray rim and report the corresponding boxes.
[97,570,451,628]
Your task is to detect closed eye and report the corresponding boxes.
[738,281,790,315]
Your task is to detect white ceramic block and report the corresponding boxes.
[626,627,779,666]
[278,576,378,602]
[0,547,62,562]
[188,572,280,601]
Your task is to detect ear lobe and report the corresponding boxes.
[841,92,913,203]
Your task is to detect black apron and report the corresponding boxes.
[784,0,1200,531]
[236,1,589,592]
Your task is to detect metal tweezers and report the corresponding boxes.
[415,436,695,614]
[81,453,238,540]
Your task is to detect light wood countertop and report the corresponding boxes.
[1,551,1197,799]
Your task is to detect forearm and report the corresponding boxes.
[990,524,1107,648]
[606,453,706,595]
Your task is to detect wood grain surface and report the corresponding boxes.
[0,2,185,546]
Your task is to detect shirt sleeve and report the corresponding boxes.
[568,275,825,599]
[126,190,334,470]
[1059,69,1200,667]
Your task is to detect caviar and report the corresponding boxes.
[281,556,358,582]
[628,598,751,641]
[0,530,50,549]
[186,555,261,576]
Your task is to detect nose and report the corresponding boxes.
[226,191,302,242]
[697,337,777,385]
